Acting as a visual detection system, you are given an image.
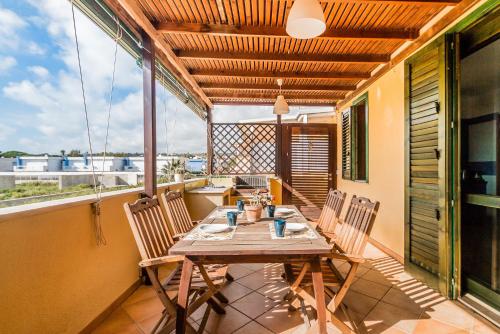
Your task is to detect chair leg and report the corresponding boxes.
[340,303,359,334]
[287,294,301,312]
[299,297,311,328]
[283,290,294,301]
[207,297,226,315]
[214,291,229,304]
[197,305,211,334]
[225,272,235,282]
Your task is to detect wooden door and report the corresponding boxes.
[405,36,452,294]
[282,124,336,220]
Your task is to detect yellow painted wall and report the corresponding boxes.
[0,179,206,334]
[336,63,406,257]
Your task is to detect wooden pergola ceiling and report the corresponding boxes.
[113,0,461,108]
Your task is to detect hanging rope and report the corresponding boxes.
[70,1,122,246]
[160,70,169,155]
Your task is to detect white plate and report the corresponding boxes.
[286,223,307,233]
[199,224,232,234]
[275,208,295,216]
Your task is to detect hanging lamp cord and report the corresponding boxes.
[70,1,122,246]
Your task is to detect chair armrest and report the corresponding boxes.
[139,255,185,268]
[172,232,188,241]
[323,231,337,242]
[329,252,365,263]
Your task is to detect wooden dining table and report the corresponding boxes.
[169,205,333,334]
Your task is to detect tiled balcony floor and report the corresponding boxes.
[92,244,498,334]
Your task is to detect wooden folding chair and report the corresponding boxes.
[311,189,347,238]
[160,191,198,240]
[124,196,229,334]
[284,196,380,334]
[161,190,235,282]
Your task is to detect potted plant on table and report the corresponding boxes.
[244,190,274,222]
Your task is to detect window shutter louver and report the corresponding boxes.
[341,109,351,180]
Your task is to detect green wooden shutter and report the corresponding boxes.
[341,109,351,180]
[405,37,451,293]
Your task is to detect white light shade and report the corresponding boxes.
[286,0,326,39]
[274,95,289,115]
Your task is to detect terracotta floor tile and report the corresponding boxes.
[238,269,283,290]
[136,312,163,333]
[232,320,274,334]
[122,285,156,306]
[91,308,141,334]
[413,319,469,334]
[471,317,499,334]
[239,263,266,272]
[381,287,428,315]
[342,290,379,318]
[201,305,252,334]
[255,301,311,333]
[362,269,395,287]
[424,300,475,330]
[228,264,255,280]
[364,301,421,334]
[219,281,253,303]
[257,280,291,301]
[231,291,279,319]
[351,278,392,300]
[122,296,164,323]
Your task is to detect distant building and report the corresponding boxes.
[4,155,193,173]
[13,155,62,172]
[186,159,206,173]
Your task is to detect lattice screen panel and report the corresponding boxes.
[211,123,276,174]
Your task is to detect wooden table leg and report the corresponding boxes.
[176,258,194,334]
[311,257,328,334]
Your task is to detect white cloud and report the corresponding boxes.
[27,41,46,55]
[0,123,15,141]
[0,6,27,49]
[0,56,17,73]
[28,65,49,78]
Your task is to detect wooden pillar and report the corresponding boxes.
[276,115,282,178]
[206,108,213,175]
[142,31,157,198]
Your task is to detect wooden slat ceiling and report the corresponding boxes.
[114,0,460,107]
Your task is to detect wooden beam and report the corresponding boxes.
[191,69,370,80]
[142,31,157,198]
[116,0,213,109]
[157,22,418,40]
[176,50,389,64]
[322,0,459,4]
[337,0,481,109]
[207,91,344,100]
[199,82,357,91]
[212,101,336,106]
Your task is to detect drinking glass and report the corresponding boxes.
[274,219,286,237]
[227,211,238,226]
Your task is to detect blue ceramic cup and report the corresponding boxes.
[227,211,238,226]
[236,199,245,212]
[267,205,276,217]
[274,219,286,238]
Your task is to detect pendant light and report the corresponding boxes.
[274,79,289,115]
[286,0,326,39]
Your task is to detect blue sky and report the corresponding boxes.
[0,0,330,155]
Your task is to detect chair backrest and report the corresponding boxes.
[123,196,175,261]
[335,196,379,256]
[317,189,346,232]
[161,191,194,235]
